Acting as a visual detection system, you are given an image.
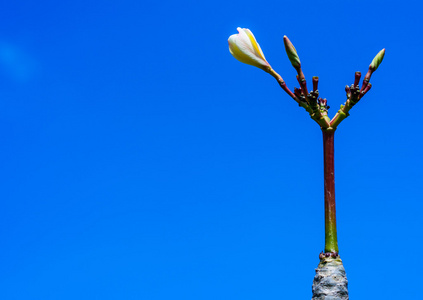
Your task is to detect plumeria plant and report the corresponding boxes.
[228,27,385,299]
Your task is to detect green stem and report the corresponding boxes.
[322,129,338,253]
[330,101,351,129]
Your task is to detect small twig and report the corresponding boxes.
[360,69,372,92]
[345,85,351,99]
[265,68,321,118]
[354,71,361,87]
[362,82,372,95]
[266,68,299,101]
[358,83,372,100]
[267,67,330,128]
[296,69,309,98]
[318,98,329,116]
[294,87,302,98]
[312,76,319,92]
[330,69,374,129]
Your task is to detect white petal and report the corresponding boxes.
[228,28,270,70]
[243,28,266,60]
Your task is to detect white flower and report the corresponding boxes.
[228,27,270,70]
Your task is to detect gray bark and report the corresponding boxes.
[312,256,348,300]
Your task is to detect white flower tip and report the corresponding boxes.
[227,27,270,70]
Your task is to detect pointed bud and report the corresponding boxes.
[370,48,385,72]
[283,35,301,69]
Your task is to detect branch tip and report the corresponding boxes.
[354,72,361,87]
[313,76,319,92]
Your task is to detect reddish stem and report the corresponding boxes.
[354,71,361,87]
[278,81,298,100]
[312,76,319,92]
[323,130,338,253]
[360,69,373,92]
[296,69,309,97]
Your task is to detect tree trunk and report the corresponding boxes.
[312,256,348,300]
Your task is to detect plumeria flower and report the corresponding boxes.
[228,27,271,71]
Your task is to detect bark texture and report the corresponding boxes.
[312,256,348,300]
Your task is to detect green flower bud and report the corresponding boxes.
[370,48,385,71]
[283,35,301,69]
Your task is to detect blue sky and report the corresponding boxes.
[1,0,422,299]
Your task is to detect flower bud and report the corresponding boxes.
[370,48,385,71]
[283,35,301,69]
[228,28,270,71]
